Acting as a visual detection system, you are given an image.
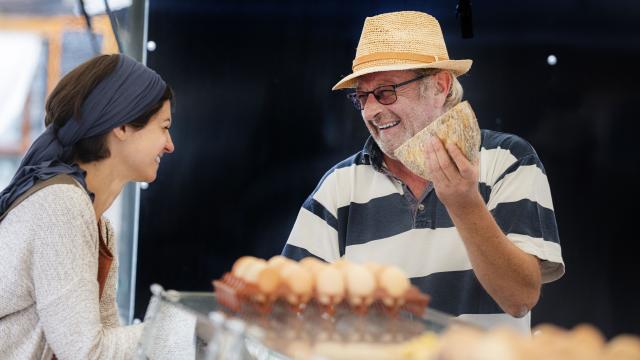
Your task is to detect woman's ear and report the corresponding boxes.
[112,125,129,141]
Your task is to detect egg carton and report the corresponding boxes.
[212,272,429,318]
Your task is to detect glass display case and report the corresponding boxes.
[137,284,475,360]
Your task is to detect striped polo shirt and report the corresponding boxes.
[282,129,564,332]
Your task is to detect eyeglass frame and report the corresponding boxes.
[346,74,426,111]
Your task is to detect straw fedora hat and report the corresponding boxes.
[332,11,472,90]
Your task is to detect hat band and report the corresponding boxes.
[352,52,446,70]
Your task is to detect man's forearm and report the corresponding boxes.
[447,194,542,317]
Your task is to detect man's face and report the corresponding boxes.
[357,70,448,159]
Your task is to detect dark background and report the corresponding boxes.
[134,0,640,337]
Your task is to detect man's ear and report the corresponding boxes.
[434,71,452,96]
[112,125,128,141]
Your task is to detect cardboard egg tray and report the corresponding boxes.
[212,272,430,318]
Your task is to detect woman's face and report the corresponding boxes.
[116,100,175,182]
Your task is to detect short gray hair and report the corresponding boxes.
[414,68,464,111]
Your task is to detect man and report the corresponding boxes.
[282,11,564,332]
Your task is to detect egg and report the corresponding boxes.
[532,324,574,360]
[567,324,605,360]
[242,258,267,283]
[344,263,376,305]
[257,266,281,294]
[363,262,383,277]
[532,323,568,340]
[231,256,258,277]
[300,256,327,275]
[378,266,410,298]
[601,334,640,360]
[281,263,314,299]
[333,258,351,271]
[267,255,293,270]
[316,265,345,304]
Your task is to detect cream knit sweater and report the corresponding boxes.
[0,184,142,359]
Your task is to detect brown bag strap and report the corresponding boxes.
[97,220,114,300]
[0,174,79,222]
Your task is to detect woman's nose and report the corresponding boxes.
[165,133,175,153]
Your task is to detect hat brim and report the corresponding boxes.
[331,59,472,90]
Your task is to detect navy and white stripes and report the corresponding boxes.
[283,129,564,332]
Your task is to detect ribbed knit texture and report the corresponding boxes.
[0,184,142,359]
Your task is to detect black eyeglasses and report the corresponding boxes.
[346,75,425,111]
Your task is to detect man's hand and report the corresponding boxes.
[424,135,541,317]
[425,135,482,209]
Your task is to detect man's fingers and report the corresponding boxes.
[430,137,461,182]
[446,142,475,180]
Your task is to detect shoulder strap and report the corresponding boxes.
[0,174,80,222]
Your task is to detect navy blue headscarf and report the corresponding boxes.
[0,54,166,217]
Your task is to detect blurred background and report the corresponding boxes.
[1,0,639,339]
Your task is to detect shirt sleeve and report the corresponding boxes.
[29,185,142,359]
[485,141,565,283]
[283,167,342,262]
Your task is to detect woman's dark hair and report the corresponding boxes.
[44,54,174,163]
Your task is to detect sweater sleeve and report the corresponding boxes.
[28,185,142,359]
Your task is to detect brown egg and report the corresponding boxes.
[344,263,376,305]
[532,323,568,338]
[363,262,383,276]
[281,263,314,301]
[267,255,293,270]
[231,256,258,277]
[532,323,575,360]
[257,266,281,294]
[300,256,327,275]
[333,258,351,271]
[316,265,345,305]
[241,258,267,284]
[567,324,605,360]
[601,334,640,360]
[378,266,410,297]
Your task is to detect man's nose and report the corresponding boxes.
[362,93,383,121]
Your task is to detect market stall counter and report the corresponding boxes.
[136,284,469,360]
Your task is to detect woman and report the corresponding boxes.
[0,54,174,359]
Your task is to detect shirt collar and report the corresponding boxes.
[362,136,385,172]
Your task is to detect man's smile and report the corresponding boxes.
[376,120,400,131]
